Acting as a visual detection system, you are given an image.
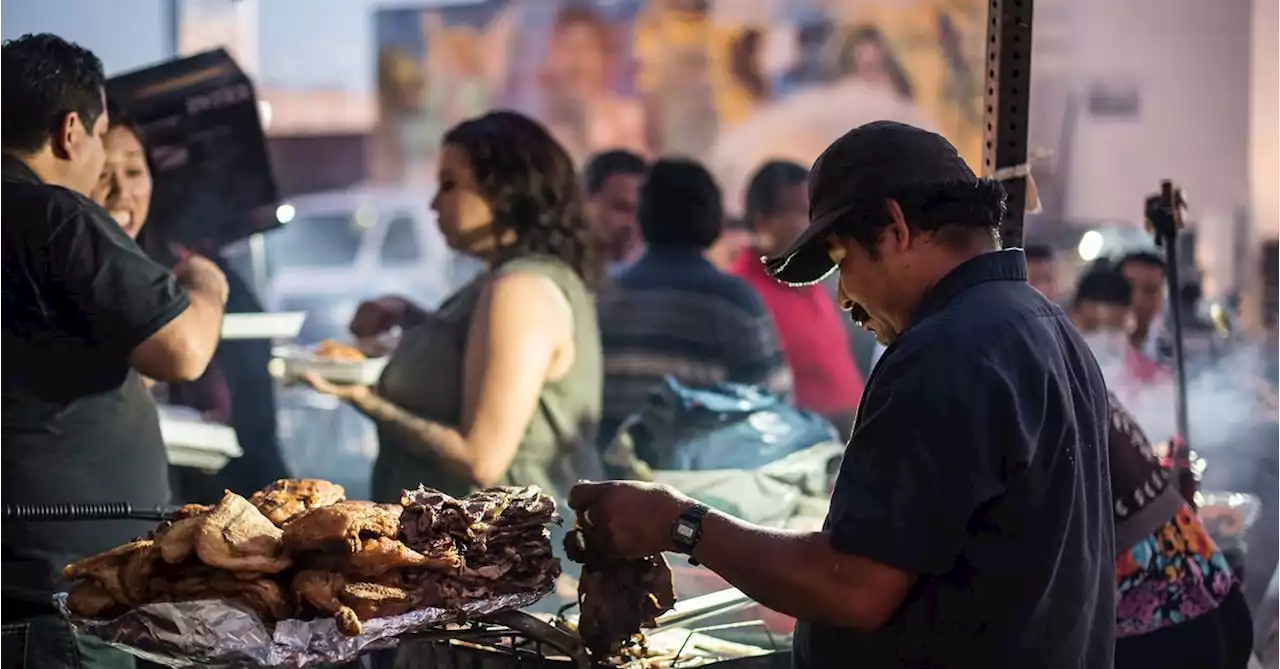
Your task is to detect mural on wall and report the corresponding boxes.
[371,0,987,214]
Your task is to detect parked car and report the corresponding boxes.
[261,185,481,343]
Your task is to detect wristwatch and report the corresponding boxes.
[671,503,710,565]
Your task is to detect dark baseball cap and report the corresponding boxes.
[764,120,978,286]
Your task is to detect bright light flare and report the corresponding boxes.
[1077,230,1105,261]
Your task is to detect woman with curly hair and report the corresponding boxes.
[303,111,604,502]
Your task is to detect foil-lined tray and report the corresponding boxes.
[56,586,550,668]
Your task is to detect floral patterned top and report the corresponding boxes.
[1116,503,1237,637]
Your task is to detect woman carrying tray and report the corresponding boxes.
[302,110,604,504]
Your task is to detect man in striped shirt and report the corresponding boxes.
[597,158,792,446]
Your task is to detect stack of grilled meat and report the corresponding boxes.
[399,486,561,604]
[62,480,562,637]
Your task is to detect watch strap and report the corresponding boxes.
[672,503,710,565]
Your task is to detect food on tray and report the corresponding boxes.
[400,485,562,606]
[250,478,347,526]
[314,339,366,362]
[281,501,402,554]
[62,480,564,639]
[196,493,292,573]
[563,515,676,660]
[1199,505,1247,536]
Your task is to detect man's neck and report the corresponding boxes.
[891,245,996,334]
[5,150,78,193]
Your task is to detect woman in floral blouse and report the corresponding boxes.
[1071,266,1253,668]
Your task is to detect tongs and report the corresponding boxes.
[2,502,179,523]
[650,587,756,634]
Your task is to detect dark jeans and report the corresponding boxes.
[1116,584,1255,669]
[1,615,135,669]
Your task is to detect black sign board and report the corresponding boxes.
[107,49,279,251]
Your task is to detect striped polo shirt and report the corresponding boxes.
[597,247,793,446]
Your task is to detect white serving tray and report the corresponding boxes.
[269,345,389,386]
[220,312,306,340]
[157,405,242,472]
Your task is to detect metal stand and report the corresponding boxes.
[983,0,1036,248]
[1145,181,1197,501]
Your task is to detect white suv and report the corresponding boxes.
[262,186,481,342]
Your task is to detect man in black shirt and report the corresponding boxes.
[2,34,228,669]
[568,122,1115,668]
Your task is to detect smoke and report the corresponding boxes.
[1083,331,1275,485]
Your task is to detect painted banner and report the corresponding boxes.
[371,0,986,215]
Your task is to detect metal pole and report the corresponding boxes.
[983,0,1036,248]
[165,0,182,59]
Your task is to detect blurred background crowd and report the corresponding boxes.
[3,0,1278,661]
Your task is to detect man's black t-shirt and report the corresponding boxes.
[794,251,1115,669]
[1,157,189,600]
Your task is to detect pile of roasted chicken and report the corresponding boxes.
[63,479,562,637]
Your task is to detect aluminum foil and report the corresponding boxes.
[55,586,551,668]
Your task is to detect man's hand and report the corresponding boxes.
[350,296,417,338]
[567,481,695,558]
[173,255,229,306]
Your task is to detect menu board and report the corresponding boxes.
[107,49,279,251]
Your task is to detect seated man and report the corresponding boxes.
[597,158,791,446]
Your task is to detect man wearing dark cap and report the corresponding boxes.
[569,121,1115,668]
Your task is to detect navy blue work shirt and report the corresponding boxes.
[794,250,1116,669]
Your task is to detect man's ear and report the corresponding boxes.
[52,111,83,160]
[883,198,911,252]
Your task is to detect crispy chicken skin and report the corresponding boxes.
[282,501,401,554]
[66,581,126,619]
[250,478,347,526]
[196,492,292,573]
[340,581,418,620]
[305,536,462,578]
[64,540,153,605]
[153,513,207,565]
[292,570,363,636]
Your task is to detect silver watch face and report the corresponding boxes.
[675,521,697,541]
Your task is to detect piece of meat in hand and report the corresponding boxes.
[564,527,676,659]
[196,492,292,573]
[307,536,462,578]
[282,501,401,554]
[292,570,362,636]
[251,478,347,526]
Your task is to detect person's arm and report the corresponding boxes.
[130,256,227,381]
[54,207,225,382]
[351,271,572,486]
[693,353,1006,629]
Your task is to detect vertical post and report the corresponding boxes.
[166,0,182,59]
[982,0,1035,248]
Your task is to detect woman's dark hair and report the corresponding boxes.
[106,96,146,142]
[443,110,602,287]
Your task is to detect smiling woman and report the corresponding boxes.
[90,99,152,240]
